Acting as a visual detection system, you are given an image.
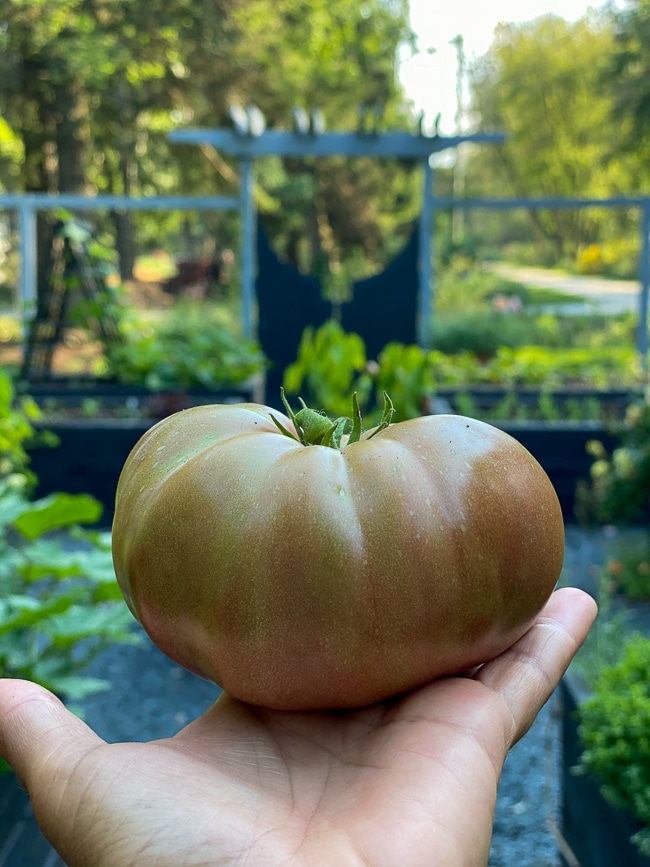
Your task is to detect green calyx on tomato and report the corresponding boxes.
[271,388,395,449]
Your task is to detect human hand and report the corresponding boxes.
[0,587,596,867]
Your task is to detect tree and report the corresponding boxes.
[466,12,645,259]
[0,0,419,295]
[606,0,650,149]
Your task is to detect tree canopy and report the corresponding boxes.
[463,8,650,262]
[0,0,419,280]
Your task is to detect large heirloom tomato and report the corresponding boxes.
[111,396,565,711]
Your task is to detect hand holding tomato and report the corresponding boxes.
[0,589,597,867]
[111,394,566,710]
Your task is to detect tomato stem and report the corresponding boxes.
[270,389,394,449]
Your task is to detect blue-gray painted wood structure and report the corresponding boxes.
[0,193,238,312]
[2,182,650,366]
[169,126,504,346]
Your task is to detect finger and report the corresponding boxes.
[474,587,597,745]
[0,678,103,789]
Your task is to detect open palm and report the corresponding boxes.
[0,587,595,867]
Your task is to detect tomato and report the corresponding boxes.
[111,396,564,710]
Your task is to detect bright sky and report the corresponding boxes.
[400,0,623,133]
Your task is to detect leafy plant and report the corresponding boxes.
[577,635,650,855]
[486,345,639,389]
[0,475,138,774]
[283,319,372,417]
[48,215,127,346]
[283,318,643,430]
[0,368,138,774]
[370,342,435,423]
[0,371,57,486]
[106,302,266,391]
[576,401,650,525]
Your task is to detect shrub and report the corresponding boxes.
[576,401,650,525]
[430,310,535,356]
[0,369,137,774]
[106,302,266,391]
[578,635,650,855]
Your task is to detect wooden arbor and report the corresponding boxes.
[169,111,504,347]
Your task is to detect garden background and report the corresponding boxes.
[2,1,650,865]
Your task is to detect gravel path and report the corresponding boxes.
[485,262,640,316]
[2,527,611,866]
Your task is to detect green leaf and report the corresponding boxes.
[13,493,103,540]
[0,593,81,636]
[43,603,136,646]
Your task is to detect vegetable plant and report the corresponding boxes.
[0,476,138,774]
[283,319,372,417]
[283,321,642,430]
[105,302,266,392]
[576,400,650,525]
[578,635,650,855]
[111,390,564,711]
[0,370,138,773]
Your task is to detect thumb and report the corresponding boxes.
[0,678,103,789]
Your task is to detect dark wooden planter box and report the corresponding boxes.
[559,673,650,867]
[437,386,642,416]
[23,377,263,412]
[26,381,263,527]
[29,418,152,527]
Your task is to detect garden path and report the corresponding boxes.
[485,262,640,316]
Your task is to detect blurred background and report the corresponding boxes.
[1,3,650,866]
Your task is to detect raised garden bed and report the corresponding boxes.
[25,377,264,526]
[560,672,650,867]
[436,386,642,421]
[22,375,264,417]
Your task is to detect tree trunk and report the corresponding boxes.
[53,80,87,194]
[112,151,137,281]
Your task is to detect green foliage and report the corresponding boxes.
[0,361,138,775]
[431,311,539,357]
[283,319,643,430]
[578,635,650,855]
[607,0,650,150]
[48,215,128,346]
[283,320,371,417]
[370,343,434,423]
[576,401,650,524]
[431,260,638,356]
[0,0,417,286]
[425,345,639,390]
[468,11,645,259]
[0,474,138,774]
[485,345,639,388]
[434,257,525,313]
[284,323,435,424]
[0,371,45,483]
[106,303,266,391]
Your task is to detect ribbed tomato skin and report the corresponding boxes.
[111,405,565,710]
